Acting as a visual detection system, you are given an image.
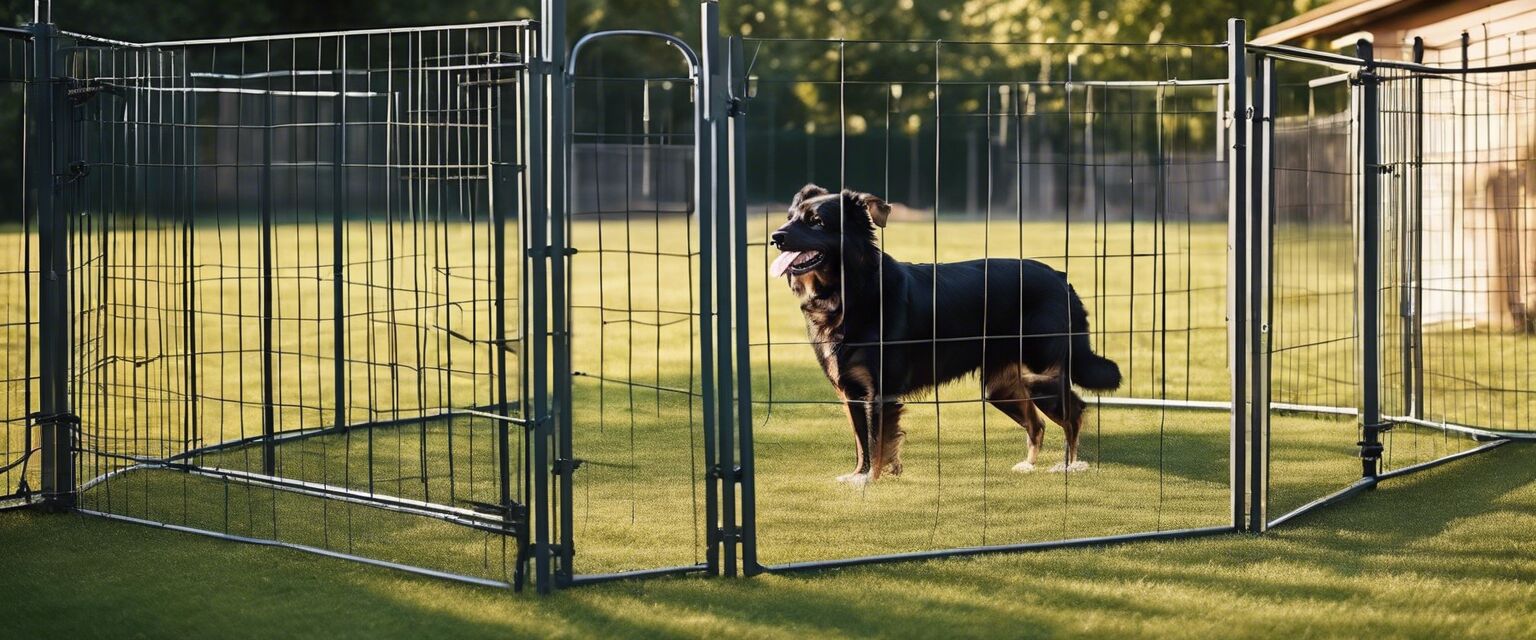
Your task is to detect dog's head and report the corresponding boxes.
[769,184,891,291]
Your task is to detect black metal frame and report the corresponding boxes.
[8,3,1534,596]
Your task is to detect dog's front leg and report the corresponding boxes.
[836,398,872,485]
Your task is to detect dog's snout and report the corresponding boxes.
[770,231,787,247]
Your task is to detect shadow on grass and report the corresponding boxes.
[1,444,1532,639]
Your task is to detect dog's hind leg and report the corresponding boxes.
[873,401,907,478]
[985,373,1046,473]
[1030,379,1089,472]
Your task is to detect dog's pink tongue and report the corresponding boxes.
[769,251,803,277]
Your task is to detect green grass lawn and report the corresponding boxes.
[2,442,1533,639]
[1,216,1533,636]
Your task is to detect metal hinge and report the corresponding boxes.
[28,411,81,429]
[552,457,584,475]
[726,96,747,117]
[524,59,554,76]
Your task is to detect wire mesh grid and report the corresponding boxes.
[57,22,536,586]
[1259,40,1536,526]
[1264,58,1365,520]
[561,36,712,577]
[738,38,1235,567]
[0,35,35,508]
[6,12,1534,590]
[1380,64,1536,438]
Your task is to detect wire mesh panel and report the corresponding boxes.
[0,33,35,508]
[58,22,537,587]
[1265,58,1365,520]
[1381,64,1536,438]
[560,34,714,580]
[1373,65,1502,471]
[738,38,1235,569]
[1259,43,1532,527]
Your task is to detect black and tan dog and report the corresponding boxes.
[770,184,1122,486]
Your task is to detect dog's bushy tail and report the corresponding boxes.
[1071,350,1122,391]
[1066,281,1123,391]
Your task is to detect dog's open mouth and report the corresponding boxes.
[770,250,824,277]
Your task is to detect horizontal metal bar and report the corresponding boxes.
[1307,72,1353,88]
[78,509,514,589]
[77,463,514,533]
[1267,478,1375,529]
[1377,439,1513,481]
[0,493,39,511]
[1090,396,1229,411]
[1270,438,1519,529]
[1089,396,1357,417]
[1386,415,1536,441]
[742,36,1225,48]
[96,84,385,98]
[124,20,535,48]
[759,526,1235,574]
[0,26,32,40]
[171,402,520,461]
[191,70,371,80]
[1250,41,1536,75]
[565,563,710,587]
[1274,402,1358,416]
[1247,43,1365,71]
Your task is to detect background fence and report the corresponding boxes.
[1,6,1532,594]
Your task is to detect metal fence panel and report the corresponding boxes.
[0,30,36,510]
[50,22,538,589]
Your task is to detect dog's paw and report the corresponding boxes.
[836,472,871,488]
[1048,461,1091,473]
[1011,461,1037,473]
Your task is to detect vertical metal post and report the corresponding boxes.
[727,34,759,577]
[184,57,200,451]
[332,67,347,454]
[30,21,75,510]
[694,27,721,578]
[702,0,737,579]
[1248,53,1273,533]
[526,20,552,594]
[260,92,276,476]
[1225,18,1249,531]
[539,0,570,592]
[492,43,512,532]
[1408,37,1425,419]
[1356,40,1384,479]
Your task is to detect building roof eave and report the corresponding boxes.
[1253,0,1412,45]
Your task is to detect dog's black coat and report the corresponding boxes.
[772,184,1121,481]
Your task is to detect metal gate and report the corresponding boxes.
[550,3,751,586]
[30,21,541,589]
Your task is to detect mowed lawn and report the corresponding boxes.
[1,442,1534,639]
[0,216,1533,637]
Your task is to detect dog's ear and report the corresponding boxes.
[790,183,830,210]
[845,190,891,228]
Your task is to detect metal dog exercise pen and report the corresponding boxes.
[0,1,1531,594]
